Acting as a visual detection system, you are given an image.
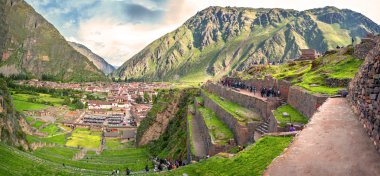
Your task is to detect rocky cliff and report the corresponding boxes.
[0,79,28,150]
[69,42,115,75]
[113,6,380,82]
[0,0,108,82]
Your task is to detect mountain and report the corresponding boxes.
[0,0,108,82]
[112,6,380,82]
[68,42,115,75]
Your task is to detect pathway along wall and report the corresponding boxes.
[348,36,380,152]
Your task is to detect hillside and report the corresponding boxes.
[112,6,380,82]
[69,42,115,75]
[0,79,28,150]
[0,0,108,82]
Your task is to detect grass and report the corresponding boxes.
[202,90,260,124]
[198,107,234,145]
[31,120,46,129]
[166,136,293,176]
[273,105,309,127]
[105,138,126,150]
[243,51,363,95]
[13,100,48,111]
[40,123,61,136]
[27,133,67,146]
[65,128,101,149]
[187,113,196,155]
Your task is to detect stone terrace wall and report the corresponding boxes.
[288,86,328,118]
[193,99,235,156]
[201,92,252,144]
[348,36,380,152]
[242,76,292,101]
[203,83,281,120]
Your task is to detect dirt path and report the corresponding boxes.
[264,98,380,176]
[191,115,207,157]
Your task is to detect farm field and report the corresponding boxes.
[65,128,102,149]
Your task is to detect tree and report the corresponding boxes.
[135,95,143,104]
[143,92,150,103]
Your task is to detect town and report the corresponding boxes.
[15,80,167,144]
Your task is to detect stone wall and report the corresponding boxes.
[201,92,253,144]
[288,86,328,118]
[348,36,380,152]
[241,76,292,101]
[193,100,235,156]
[203,83,281,121]
[325,78,351,88]
[354,38,376,60]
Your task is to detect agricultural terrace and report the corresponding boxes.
[167,136,293,176]
[197,104,234,146]
[241,49,363,95]
[273,105,309,127]
[66,128,101,149]
[202,90,260,124]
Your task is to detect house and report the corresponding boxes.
[297,49,319,60]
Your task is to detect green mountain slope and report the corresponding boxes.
[69,42,115,75]
[112,6,380,82]
[0,0,107,82]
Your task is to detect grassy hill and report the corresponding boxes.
[0,0,107,82]
[112,6,379,82]
[240,46,363,95]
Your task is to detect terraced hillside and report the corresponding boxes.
[240,46,364,95]
[0,0,107,82]
[113,6,380,82]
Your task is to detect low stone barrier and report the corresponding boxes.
[325,78,351,88]
[242,77,292,101]
[287,86,328,119]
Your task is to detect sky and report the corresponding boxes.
[25,0,380,67]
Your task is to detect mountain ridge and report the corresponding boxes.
[112,6,380,82]
[0,0,108,82]
[69,42,115,75]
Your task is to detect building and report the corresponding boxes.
[297,49,319,60]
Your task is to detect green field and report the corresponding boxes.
[105,138,126,150]
[273,105,309,127]
[198,106,234,145]
[66,128,101,149]
[31,120,46,129]
[40,123,61,136]
[202,90,260,124]
[13,99,48,111]
[27,133,67,146]
[166,136,293,176]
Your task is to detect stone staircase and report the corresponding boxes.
[256,121,269,134]
[279,98,287,106]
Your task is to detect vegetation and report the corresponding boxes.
[40,123,61,136]
[65,128,101,149]
[146,88,199,160]
[105,138,126,150]
[273,105,309,127]
[198,106,234,145]
[166,136,293,176]
[202,90,260,124]
[243,50,363,95]
[27,134,67,146]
